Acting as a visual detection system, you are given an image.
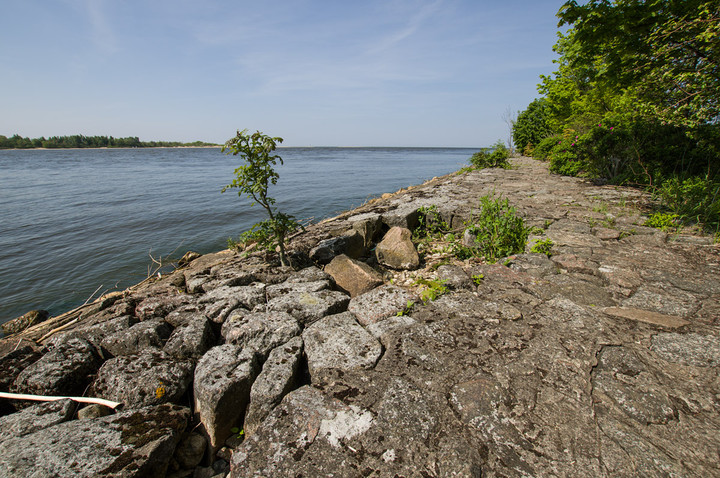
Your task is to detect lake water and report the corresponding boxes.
[0,147,477,325]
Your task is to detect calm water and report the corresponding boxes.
[0,147,477,324]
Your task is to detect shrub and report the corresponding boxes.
[222,130,303,266]
[469,140,510,169]
[533,135,561,161]
[512,98,553,152]
[464,195,529,262]
[530,238,555,256]
[657,176,720,231]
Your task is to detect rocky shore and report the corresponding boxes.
[0,157,718,477]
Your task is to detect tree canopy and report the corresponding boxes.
[512,0,720,231]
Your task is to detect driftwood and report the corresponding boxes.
[0,391,121,409]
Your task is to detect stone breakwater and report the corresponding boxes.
[0,157,719,477]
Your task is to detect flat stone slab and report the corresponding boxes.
[651,332,720,367]
[0,403,189,477]
[348,284,416,326]
[221,311,301,359]
[303,312,382,376]
[92,349,194,408]
[603,307,690,328]
[266,290,350,326]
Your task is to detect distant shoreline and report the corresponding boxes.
[1,145,221,151]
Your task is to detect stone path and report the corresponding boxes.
[1,157,718,477]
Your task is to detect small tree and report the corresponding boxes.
[221,129,302,267]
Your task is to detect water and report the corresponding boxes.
[0,147,477,324]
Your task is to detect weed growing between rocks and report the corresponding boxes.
[413,194,530,266]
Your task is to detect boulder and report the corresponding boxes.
[309,231,365,264]
[285,266,333,284]
[194,345,259,450]
[266,289,350,326]
[244,337,303,437]
[11,338,101,397]
[348,212,383,248]
[0,399,74,441]
[434,264,474,290]
[173,432,207,469]
[199,283,267,324]
[347,284,416,326]
[375,227,419,270]
[47,315,138,351]
[221,311,301,360]
[135,293,194,320]
[324,254,383,297]
[0,403,189,477]
[1,310,49,336]
[265,279,331,300]
[164,315,216,361]
[302,312,382,377]
[92,349,194,408]
[100,318,173,357]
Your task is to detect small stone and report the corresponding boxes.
[325,254,383,297]
[174,433,207,469]
[1,310,50,336]
[603,307,689,329]
[77,404,113,420]
[375,227,420,270]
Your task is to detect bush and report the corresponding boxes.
[469,140,510,169]
[533,135,561,161]
[512,98,553,152]
[548,134,585,176]
[657,176,720,231]
[464,195,529,262]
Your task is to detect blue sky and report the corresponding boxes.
[1,0,566,147]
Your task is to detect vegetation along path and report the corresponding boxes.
[1,157,719,477]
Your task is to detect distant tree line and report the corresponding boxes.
[0,134,218,149]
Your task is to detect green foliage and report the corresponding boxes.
[230,427,245,440]
[469,140,510,169]
[644,213,681,232]
[512,98,553,153]
[222,130,302,266]
[530,238,554,257]
[471,274,484,285]
[414,278,448,304]
[657,176,720,231]
[558,0,720,128]
[415,205,450,239]
[523,1,720,233]
[396,300,415,316]
[464,195,529,263]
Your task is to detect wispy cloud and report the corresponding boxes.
[83,0,118,54]
[366,0,444,55]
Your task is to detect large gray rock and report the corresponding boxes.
[194,345,259,450]
[347,284,416,326]
[92,349,194,408]
[302,312,382,377]
[163,315,216,361]
[324,254,383,297]
[48,315,138,352]
[11,338,101,397]
[266,289,350,326]
[221,311,301,360]
[285,266,333,284]
[375,226,420,270]
[100,318,173,356]
[1,309,49,336]
[0,403,189,477]
[135,293,194,320]
[309,231,365,264]
[244,337,303,437]
[0,399,74,441]
[200,283,267,323]
[265,279,331,300]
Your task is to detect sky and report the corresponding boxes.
[1,0,567,147]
